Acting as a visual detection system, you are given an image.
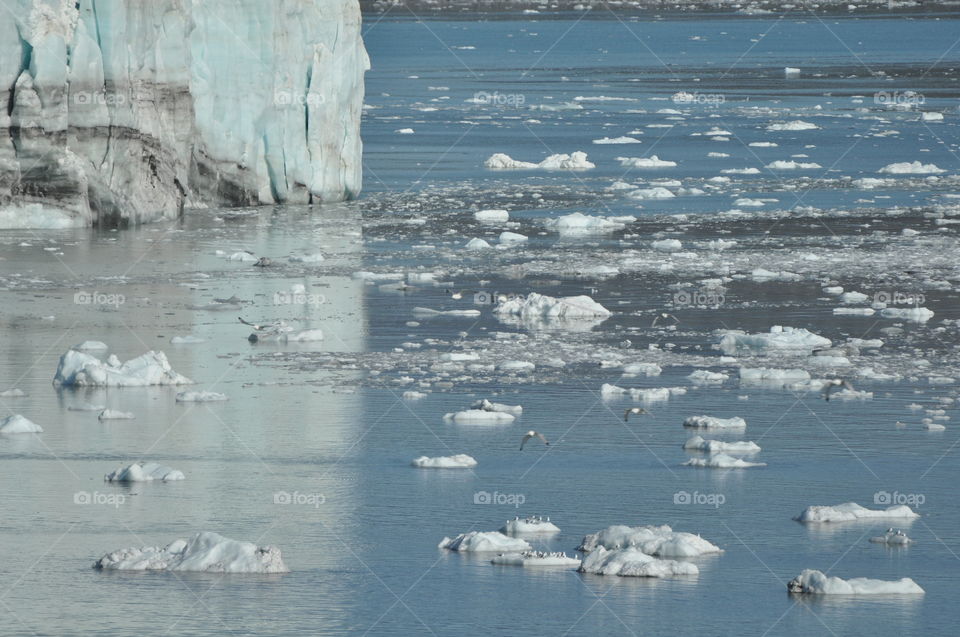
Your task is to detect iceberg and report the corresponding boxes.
[869,530,913,545]
[578,524,722,557]
[683,415,747,430]
[94,531,288,573]
[491,551,580,567]
[410,454,477,468]
[719,326,831,355]
[53,349,192,387]
[787,570,923,595]
[98,409,135,420]
[578,547,699,578]
[105,462,185,482]
[794,502,920,523]
[439,531,531,553]
[443,410,515,424]
[484,151,594,170]
[1,0,368,228]
[493,293,611,322]
[683,435,760,454]
[0,414,43,434]
[544,212,633,235]
[684,453,766,468]
[500,516,560,535]
[878,161,945,175]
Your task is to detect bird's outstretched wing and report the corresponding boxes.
[624,409,631,422]
[536,432,550,446]
[842,380,855,392]
[519,433,531,450]
[238,317,260,329]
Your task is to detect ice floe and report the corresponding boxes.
[794,502,920,523]
[869,529,913,545]
[684,453,766,468]
[411,454,477,468]
[719,326,830,355]
[98,410,135,420]
[787,570,923,595]
[471,399,522,415]
[54,350,193,387]
[683,435,761,454]
[484,152,594,170]
[0,414,43,434]
[491,551,580,567]
[494,293,611,322]
[443,410,515,424]
[878,161,945,175]
[617,155,677,168]
[579,525,722,557]
[176,391,228,403]
[544,212,633,235]
[683,415,747,430]
[94,532,288,573]
[766,120,819,131]
[474,209,509,222]
[579,547,698,578]
[105,462,185,482]
[439,531,531,552]
[501,516,560,535]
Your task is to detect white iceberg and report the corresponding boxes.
[501,516,560,535]
[471,399,522,415]
[94,531,288,573]
[684,453,766,468]
[683,415,747,430]
[443,410,515,424]
[787,570,923,595]
[105,462,185,482]
[880,307,934,322]
[0,414,43,434]
[176,391,228,403]
[474,209,509,222]
[766,120,819,131]
[579,525,722,557]
[98,409,135,420]
[593,136,642,144]
[484,152,594,170]
[439,531,531,553]
[411,454,477,469]
[617,155,677,168]
[719,326,831,355]
[794,502,920,523]
[544,212,633,235]
[54,350,192,387]
[870,530,913,545]
[492,551,580,567]
[494,293,611,322]
[683,435,761,454]
[578,547,699,578]
[878,161,945,175]
[74,341,108,351]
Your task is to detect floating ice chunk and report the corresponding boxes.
[226,252,258,262]
[880,307,934,321]
[652,238,682,252]
[170,335,206,344]
[484,152,594,170]
[834,308,875,316]
[494,293,611,321]
[285,329,324,342]
[105,462,185,482]
[54,350,193,387]
[787,570,923,595]
[411,307,481,318]
[0,388,26,397]
[794,502,920,523]
[750,268,800,281]
[94,532,288,573]
[879,161,945,174]
[683,415,746,430]
[684,453,765,468]
[628,187,675,200]
[853,177,895,189]
[721,167,761,175]
[734,198,766,207]
[601,383,627,397]
[683,435,761,454]
[544,212,633,235]
[288,253,325,263]
[492,551,580,567]
[471,399,522,415]
[0,415,43,434]
[440,352,479,362]
[439,531,531,552]
[925,423,946,431]
[465,238,492,250]
[402,391,427,400]
[617,155,677,168]
[74,341,108,351]
[622,363,662,377]
[687,370,728,384]
[579,547,698,578]
[175,391,228,403]
[443,410,515,424]
[474,209,509,222]
[501,516,560,535]
[766,120,819,131]
[411,454,477,468]
[920,112,944,122]
[98,410,135,420]
[500,360,535,373]
[593,136,642,144]
[749,141,778,147]
[869,530,913,545]
[766,160,822,170]
[395,128,415,134]
[784,67,801,77]
[579,524,722,557]
[719,326,830,355]
[499,231,528,244]
[739,367,811,383]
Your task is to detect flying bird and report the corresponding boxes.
[822,378,855,401]
[624,407,648,422]
[520,430,549,450]
[652,313,679,327]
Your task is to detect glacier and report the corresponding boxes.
[0,0,368,228]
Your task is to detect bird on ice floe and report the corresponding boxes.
[822,378,855,401]
[624,407,648,422]
[520,430,549,450]
[238,317,288,343]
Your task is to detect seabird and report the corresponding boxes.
[822,378,855,401]
[651,312,679,327]
[624,407,648,422]
[520,430,549,450]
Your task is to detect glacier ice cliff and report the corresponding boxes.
[0,0,369,228]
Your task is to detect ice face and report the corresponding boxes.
[0,0,368,228]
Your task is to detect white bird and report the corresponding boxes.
[520,430,549,450]
[822,378,855,401]
[624,407,648,422]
